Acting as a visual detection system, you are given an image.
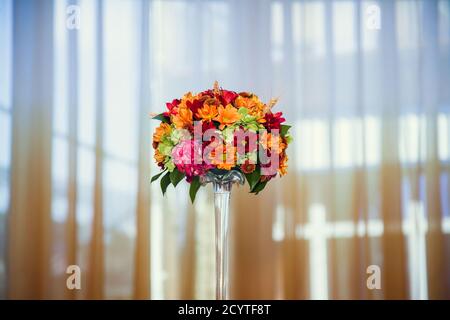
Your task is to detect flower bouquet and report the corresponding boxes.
[151,82,291,200]
[151,82,292,299]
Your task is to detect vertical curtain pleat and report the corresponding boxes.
[66,0,79,301]
[379,0,408,299]
[8,0,54,299]
[87,0,104,300]
[421,0,446,300]
[134,0,151,300]
[280,0,300,300]
[323,0,339,300]
[350,0,370,300]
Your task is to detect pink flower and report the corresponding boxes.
[171,139,213,182]
[172,139,198,165]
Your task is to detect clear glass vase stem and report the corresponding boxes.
[213,181,231,300]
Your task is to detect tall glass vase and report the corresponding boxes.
[201,170,244,300]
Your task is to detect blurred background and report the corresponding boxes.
[0,0,449,299]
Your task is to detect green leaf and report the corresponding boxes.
[285,134,293,144]
[160,172,171,195]
[244,167,261,191]
[170,169,185,187]
[251,181,268,194]
[152,113,170,123]
[189,176,201,203]
[280,124,291,137]
[151,169,166,183]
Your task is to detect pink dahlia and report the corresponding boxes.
[171,139,212,182]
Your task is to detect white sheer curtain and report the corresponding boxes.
[0,0,449,299]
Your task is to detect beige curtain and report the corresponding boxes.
[1,0,449,300]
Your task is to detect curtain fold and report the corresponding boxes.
[379,0,408,299]
[134,0,151,300]
[8,0,54,299]
[87,0,105,300]
[422,0,446,300]
[66,0,79,301]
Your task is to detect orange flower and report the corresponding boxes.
[209,143,236,170]
[214,104,241,129]
[235,95,256,109]
[217,161,234,170]
[181,92,197,103]
[278,154,288,176]
[260,132,286,154]
[241,160,256,174]
[153,122,171,144]
[171,105,193,129]
[196,101,219,121]
[235,94,266,122]
[154,149,166,164]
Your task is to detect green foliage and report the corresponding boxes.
[250,181,267,194]
[251,181,268,194]
[244,167,261,191]
[150,169,167,183]
[152,113,170,123]
[189,176,201,203]
[280,124,291,137]
[160,172,171,195]
[170,169,185,187]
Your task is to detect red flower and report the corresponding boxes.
[199,89,215,98]
[241,160,256,174]
[260,174,276,182]
[187,99,205,119]
[220,90,238,105]
[164,99,180,116]
[264,112,286,131]
[202,120,216,133]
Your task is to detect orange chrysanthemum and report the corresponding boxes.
[214,104,241,129]
[154,149,166,164]
[172,105,193,129]
[181,92,197,103]
[208,143,236,170]
[235,94,266,122]
[260,132,286,154]
[153,122,171,144]
[278,154,288,176]
[197,100,219,122]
